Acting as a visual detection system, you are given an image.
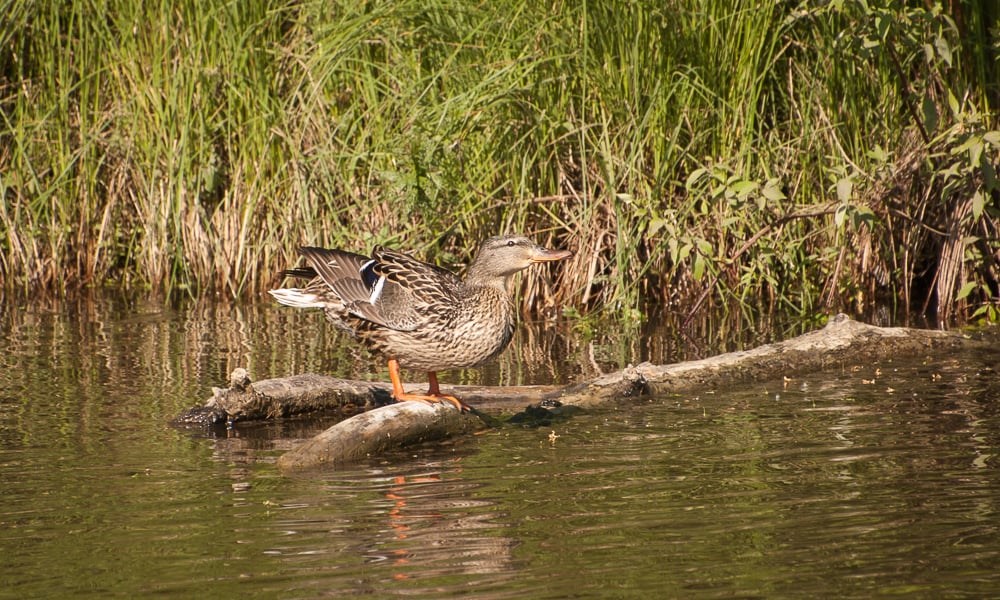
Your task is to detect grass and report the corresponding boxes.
[1,0,998,323]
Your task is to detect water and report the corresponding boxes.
[1,296,999,598]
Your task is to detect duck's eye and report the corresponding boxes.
[506,240,516,247]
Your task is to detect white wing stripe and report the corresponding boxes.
[369,275,386,305]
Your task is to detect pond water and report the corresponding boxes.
[1,296,999,599]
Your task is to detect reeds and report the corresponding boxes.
[1,0,997,321]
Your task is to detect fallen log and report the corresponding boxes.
[175,314,982,471]
[275,401,489,471]
[551,313,978,406]
[171,368,563,427]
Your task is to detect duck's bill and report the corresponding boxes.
[529,248,573,263]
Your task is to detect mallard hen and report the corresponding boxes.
[269,235,572,411]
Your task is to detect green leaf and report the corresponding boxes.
[934,35,952,67]
[972,191,984,220]
[762,178,786,201]
[834,204,848,228]
[922,43,935,64]
[853,205,876,227]
[647,218,667,237]
[866,145,889,163]
[922,93,938,135]
[947,89,960,117]
[982,159,996,192]
[961,235,980,246]
[678,242,692,261]
[730,179,758,199]
[956,281,977,301]
[685,168,708,190]
[692,253,705,281]
[939,161,962,179]
[836,177,853,203]
[952,134,981,158]
[970,137,984,167]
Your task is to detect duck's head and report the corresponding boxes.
[466,234,572,283]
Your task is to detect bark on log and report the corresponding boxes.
[171,368,562,427]
[549,313,977,407]
[174,314,983,471]
[275,401,488,471]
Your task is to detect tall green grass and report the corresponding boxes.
[1,0,998,322]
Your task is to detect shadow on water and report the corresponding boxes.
[1,292,999,598]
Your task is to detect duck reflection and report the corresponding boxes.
[256,454,519,593]
[362,462,517,580]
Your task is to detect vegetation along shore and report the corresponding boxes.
[1,1,997,322]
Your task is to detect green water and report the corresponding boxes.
[1,297,999,599]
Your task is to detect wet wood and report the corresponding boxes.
[276,401,488,471]
[171,368,562,427]
[175,314,980,471]
[551,313,977,407]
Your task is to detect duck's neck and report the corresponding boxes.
[463,274,516,324]
[464,271,514,293]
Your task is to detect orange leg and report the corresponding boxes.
[426,371,441,396]
[387,358,469,411]
[427,372,470,412]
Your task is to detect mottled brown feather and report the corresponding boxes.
[269,235,571,373]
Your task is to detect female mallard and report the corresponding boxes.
[269,235,572,411]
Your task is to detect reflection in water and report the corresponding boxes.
[370,469,515,578]
[266,458,522,597]
[0,292,833,408]
[1,294,999,598]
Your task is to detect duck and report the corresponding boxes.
[269,234,572,411]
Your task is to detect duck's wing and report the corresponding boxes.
[344,246,461,331]
[293,245,462,332]
[370,246,462,301]
[270,247,371,313]
[293,247,374,302]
